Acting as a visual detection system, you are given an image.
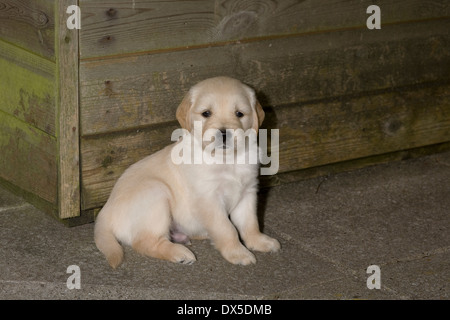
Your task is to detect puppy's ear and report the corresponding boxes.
[252,100,265,132]
[176,91,192,131]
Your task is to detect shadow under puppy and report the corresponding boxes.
[94,76,280,268]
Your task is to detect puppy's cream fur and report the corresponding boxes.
[94,77,280,268]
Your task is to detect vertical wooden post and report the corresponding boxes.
[56,0,80,219]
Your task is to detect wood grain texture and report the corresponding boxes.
[79,0,450,59]
[0,0,55,59]
[80,83,450,209]
[80,123,178,209]
[0,111,57,204]
[272,83,450,173]
[0,40,56,136]
[260,142,450,188]
[56,0,80,219]
[80,19,450,136]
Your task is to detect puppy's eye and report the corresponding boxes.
[235,111,244,118]
[201,110,212,118]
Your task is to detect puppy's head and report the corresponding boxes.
[176,77,264,149]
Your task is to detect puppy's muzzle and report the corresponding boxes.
[219,129,233,149]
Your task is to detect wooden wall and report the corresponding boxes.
[0,0,58,213]
[1,0,448,220]
[0,0,80,219]
[78,0,450,210]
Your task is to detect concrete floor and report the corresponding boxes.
[0,151,449,300]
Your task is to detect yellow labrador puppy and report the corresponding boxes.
[94,76,280,268]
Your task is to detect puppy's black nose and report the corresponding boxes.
[220,129,227,144]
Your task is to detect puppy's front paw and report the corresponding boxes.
[246,234,281,253]
[222,245,256,265]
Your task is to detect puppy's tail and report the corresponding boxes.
[94,214,123,269]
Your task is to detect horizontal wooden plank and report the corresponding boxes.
[79,0,450,59]
[260,142,450,189]
[0,0,55,60]
[80,19,450,135]
[0,111,58,204]
[0,41,56,136]
[81,124,178,209]
[273,83,450,173]
[0,39,55,77]
[80,82,450,209]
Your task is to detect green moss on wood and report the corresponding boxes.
[0,55,56,135]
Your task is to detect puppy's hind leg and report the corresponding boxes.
[133,234,196,264]
[131,196,196,264]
